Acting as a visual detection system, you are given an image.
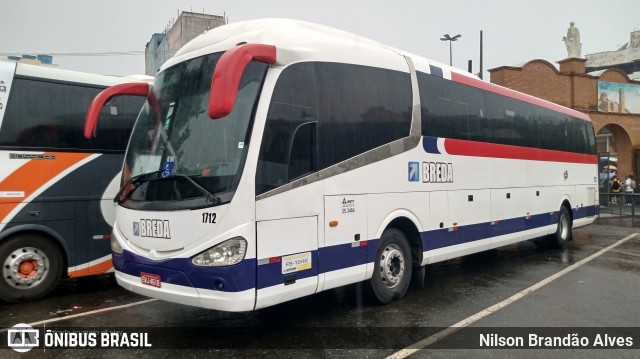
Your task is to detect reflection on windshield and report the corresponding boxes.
[121,52,268,208]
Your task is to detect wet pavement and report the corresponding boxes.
[1,217,639,358]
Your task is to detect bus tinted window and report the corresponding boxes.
[420,72,470,141]
[485,91,524,147]
[419,72,492,142]
[571,117,589,154]
[539,108,568,152]
[461,83,490,143]
[0,78,143,152]
[500,96,537,148]
[257,62,411,194]
[585,122,596,155]
[418,71,594,155]
[257,62,317,194]
[314,63,412,169]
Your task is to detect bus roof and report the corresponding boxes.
[8,60,151,87]
[162,18,590,122]
[164,18,411,73]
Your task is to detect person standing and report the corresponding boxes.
[624,175,635,206]
[610,175,622,205]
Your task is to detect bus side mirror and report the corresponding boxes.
[209,43,276,119]
[84,82,150,139]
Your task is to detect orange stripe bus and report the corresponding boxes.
[0,60,149,302]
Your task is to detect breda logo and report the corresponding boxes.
[422,162,453,183]
[133,219,171,239]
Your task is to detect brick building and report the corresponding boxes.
[489,58,640,184]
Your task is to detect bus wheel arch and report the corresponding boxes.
[368,216,423,303]
[386,216,426,288]
[0,230,66,303]
[385,216,423,267]
[546,201,573,249]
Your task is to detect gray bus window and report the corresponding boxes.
[0,78,142,152]
[314,62,412,169]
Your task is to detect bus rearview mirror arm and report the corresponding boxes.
[209,44,276,119]
[84,82,150,139]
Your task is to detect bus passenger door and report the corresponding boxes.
[320,195,368,291]
[255,216,318,309]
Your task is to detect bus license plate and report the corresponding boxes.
[140,272,161,288]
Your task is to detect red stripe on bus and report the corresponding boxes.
[444,139,597,164]
[0,152,92,222]
[450,72,591,122]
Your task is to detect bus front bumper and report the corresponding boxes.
[114,270,256,312]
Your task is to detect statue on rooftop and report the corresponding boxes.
[563,22,582,58]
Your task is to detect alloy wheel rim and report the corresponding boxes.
[3,247,49,289]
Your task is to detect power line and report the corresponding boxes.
[0,51,145,57]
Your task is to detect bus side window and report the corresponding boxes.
[16,123,59,148]
[418,72,475,141]
[570,116,589,154]
[484,91,515,146]
[314,63,412,169]
[288,121,317,181]
[427,78,455,138]
[94,95,145,151]
[585,121,596,155]
[505,97,537,148]
[257,62,317,195]
[0,77,143,153]
[540,108,569,152]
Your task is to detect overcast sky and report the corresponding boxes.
[3,0,639,79]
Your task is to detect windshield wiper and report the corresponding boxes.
[114,171,222,206]
[163,173,221,205]
[114,170,164,204]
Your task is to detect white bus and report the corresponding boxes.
[85,19,598,312]
[0,60,149,302]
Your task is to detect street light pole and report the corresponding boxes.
[440,33,461,66]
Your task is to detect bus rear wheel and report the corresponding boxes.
[368,228,412,304]
[546,206,572,249]
[0,234,64,303]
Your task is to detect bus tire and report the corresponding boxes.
[411,264,426,289]
[368,228,412,304]
[546,206,572,249]
[0,234,64,303]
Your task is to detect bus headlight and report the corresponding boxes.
[111,235,124,254]
[191,237,247,267]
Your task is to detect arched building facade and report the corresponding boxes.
[489,58,640,188]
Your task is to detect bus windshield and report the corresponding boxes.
[122,52,268,209]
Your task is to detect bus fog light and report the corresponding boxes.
[192,237,247,267]
[111,235,123,254]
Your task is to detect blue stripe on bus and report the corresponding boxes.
[256,251,319,290]
[114,206,597,292]
[255,242,372,290]
[421,212,557,251]
[429,65,443,78]
[319,241,370,272]
[114,251,257,292]
[422,136,441,154]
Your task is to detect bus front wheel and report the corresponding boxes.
[0,234,64,303]
[546,206,572,249]
[368,228,412,304]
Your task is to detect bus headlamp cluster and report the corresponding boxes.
[111,234,124,254]
[191,237,247,267]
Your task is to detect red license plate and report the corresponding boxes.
[140,272,161,288]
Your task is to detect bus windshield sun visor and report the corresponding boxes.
[209,43,276,119]
[84,82,150,138]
